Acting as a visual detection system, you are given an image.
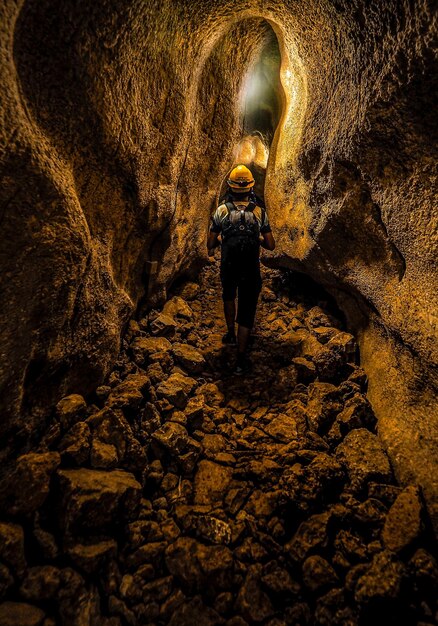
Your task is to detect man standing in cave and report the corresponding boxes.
[207,164,275,374]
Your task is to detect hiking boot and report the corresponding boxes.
[234,353,251,375]
[222,330,236,345]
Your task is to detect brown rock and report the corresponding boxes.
[56,394,87,430]
[20,566,62,601]
[58,422,91,465]
[0,523,26,577]
[263,413,297,443]
[302,555,339,592]
[285,512,331,562]
[163,296,194,319]
[194,460,234,505]
[335,429,392,491]
[172,343,206,374]
[131,336,172,364]
[150,313,177,336]
[354,550,406,604]
[235,566,275,623]
[68,540,117,573]
[0,452,60,516]
[152,422,201,472]
[156,372,197,409]
[382,485,424,553]
[57,468,141,534]
[0,602,45,626]
[165,538,233,593]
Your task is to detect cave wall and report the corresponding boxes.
[0,1,436,522]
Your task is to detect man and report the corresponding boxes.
[207,164,275,374]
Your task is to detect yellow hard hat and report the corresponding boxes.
[227,164,255,191]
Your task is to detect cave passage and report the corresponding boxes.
[0,1,437,625]
[229,23,283,201]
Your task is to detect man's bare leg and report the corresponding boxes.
[224,300,236,333]
[237,325,251,354]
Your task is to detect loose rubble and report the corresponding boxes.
[0,265,436,625]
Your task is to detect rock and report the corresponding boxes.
[195,382,224,406]
[194,460,234,505]
[150,313,177,336]
[57,468,141,534]
[163,296,194,320]
[156,372,197,409]
[409,548,438,593]
[306,383,341,434]
[68,540,117,573]
[106,373,150,409]
[58,422,91,465]
[382,485,424,553]
[354,550,406,604]
[313,346,345,382]
[168,596,223,626]
[335,429,392,491]
[312,326,338,344]
[335,394,377,436]
[302,555,339,592]
[20,566,62,601]
[306,307,335,328]
[0,452,60,516]
[263,413,298,443]
[177,282,200,301]
[285,512,331,562]
[0,602,45,626]
[56,394,87,430]
[314,588,354,625]
[90,439,118,469]
[0,523,26,577]
[172,343,206,374]
[131,336,172,364]
[152,422,201,473]
[235,566,275,623]
[191,515,232,545]
[165,538,233,593]
[333,530,367,564]
[327,331,356,356]
[292,357,317,383]
[261,566,300,597]
[0,565,13,601]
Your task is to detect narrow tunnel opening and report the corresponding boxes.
[219,22,283,203]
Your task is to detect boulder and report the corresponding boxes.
[168,596,222,626]
[131,336,172,365]
[302,555,339,592]
[194,460,234,505]
[57,468,141,534]
[0,523,26,577]
[354,550,406,604]
[195,382,224,406]
[163,296,194,319]
[235,566,275,623]
[263,413,298,443]
[0,602,45,626]
[106,373,150,410]
[20,566,62,601]
[152,422,201,473]
[285,512,332,562]
[172,343,206,374]
[156,372,197,409]
[150,313,177,336]
[165,538,233,593]
[0,452,60,516]
[382,485,424,553]
[67,540,117,573]
[56,394,87,430]
[58,422,91,465]
[306,383,341,434]
[335,429,392,491]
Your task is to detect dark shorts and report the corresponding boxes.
[220,265,262,329]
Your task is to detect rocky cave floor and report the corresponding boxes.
[0,264,437,626]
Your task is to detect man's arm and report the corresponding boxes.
[207,231,220,257]
[260,231,275,250]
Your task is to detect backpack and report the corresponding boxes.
[220,201,263,272]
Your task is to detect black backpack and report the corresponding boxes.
[220,201,263,270]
